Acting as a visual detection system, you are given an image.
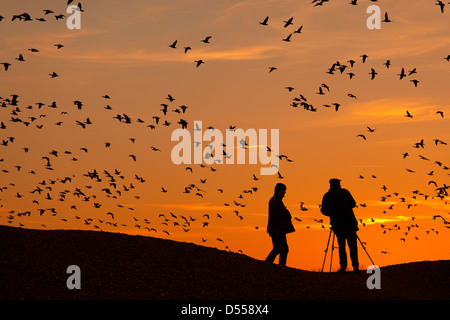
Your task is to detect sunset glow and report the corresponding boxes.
[1,0,449,271]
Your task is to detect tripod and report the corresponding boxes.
[321,228,335,273]
[321,228,375,272]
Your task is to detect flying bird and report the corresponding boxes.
[166,94,175,102]
[414,139,424,148]
[12,13,32,21]
[195,60,204,67]
[332,103,340,111]
[360,54,368,63]
[398,67,406,79]
[369,68,377,80]
[433,139,447,146]
[316,86,324,95]
[178,119,188,129]
[313,0,329,7]
[283,17,294,28]
[73,100,83,110]
[382,12,392,22]
[1,62,11,71]
[321,83,330,91]
[201,36,212,43]
[410,79,419,87]
[169,40,177,48]
[282,33,292,42]
[408,68,417,76]
[294,25,303,33]
[436,0,445,13]
[259,16,269,26]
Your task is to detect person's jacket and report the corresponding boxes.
[321,187,358,233]
[267,194,295,235]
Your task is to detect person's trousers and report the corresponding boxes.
[265,233,288,266]
[335,231,359,270]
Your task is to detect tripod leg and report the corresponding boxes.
[329,232,335,272]
[357,234,375,266]
[321,229,332,273]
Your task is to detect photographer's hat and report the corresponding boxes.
[329,178,341,185]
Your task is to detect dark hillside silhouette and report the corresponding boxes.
[0,225,448,300]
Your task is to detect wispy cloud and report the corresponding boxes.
[3,28,106,49]
[32,44,282,65]
[193,45,282,61]
[304,97,445,130]
[144,202,231,212]
[351,98,437,121]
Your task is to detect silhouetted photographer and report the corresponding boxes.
[321,178,360,273]
[265,183,295,266]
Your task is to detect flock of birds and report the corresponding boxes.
[1,1,449,260]
[0,0,83,24]
[168,36,212,68]
[284,53,429,117]
[267,3,450,246]
[0,86,270,251]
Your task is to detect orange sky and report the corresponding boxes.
[1,0,449,271]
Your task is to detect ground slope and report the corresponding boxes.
[0,225,448,300]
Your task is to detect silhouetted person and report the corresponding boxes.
[321,178,359,273]
[265,183,295,266]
